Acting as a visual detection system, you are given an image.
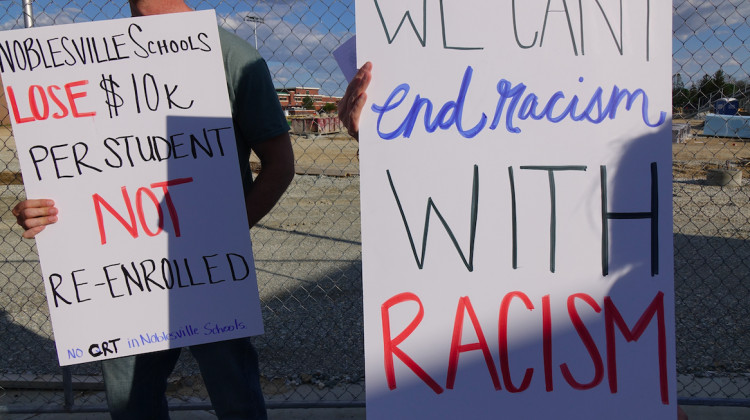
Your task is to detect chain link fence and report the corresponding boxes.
[0,0,749,414]
[672,0,750,406]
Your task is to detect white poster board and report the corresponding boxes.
[357,1,675,418]
[1,11,264,366]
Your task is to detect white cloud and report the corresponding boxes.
[216,0,354,96]
[4,0,747,91]
[673,0,750,83]
[0,0,354,95]
[673,0,750,40]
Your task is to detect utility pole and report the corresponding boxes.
[244,15,265,50]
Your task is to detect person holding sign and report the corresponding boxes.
[338,60,692,420]
[13,0,294,418]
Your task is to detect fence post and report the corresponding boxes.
[62,367,74,410]
[22,0,34,27]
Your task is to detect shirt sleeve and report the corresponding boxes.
[218,28,290,193]
[219,28,289,146]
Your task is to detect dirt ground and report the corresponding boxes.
[284,126,750,182]
[250,133,360,177]
[2,125,750,405]
[0,130,361,184]
[673,118,750,179]
[3,124,746,183]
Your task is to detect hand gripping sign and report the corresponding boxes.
[1,11,264,365]
[356,1,675,419]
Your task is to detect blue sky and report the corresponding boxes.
[673,0,750,87]
[0,0,356,96]
[1,0,748,94]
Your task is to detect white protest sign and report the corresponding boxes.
[1,10,264,366]
[357,1,675,418]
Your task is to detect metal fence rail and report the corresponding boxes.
[1,0,749,413]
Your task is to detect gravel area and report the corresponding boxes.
[2,130,750,403]
[0,172,365,397]
[673,179,750,377]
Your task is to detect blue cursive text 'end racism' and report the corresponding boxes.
[371,66,667,140]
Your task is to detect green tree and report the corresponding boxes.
[735,78,749,92]
[713,69,727,90]
[302,96,315,110]
[673,73,685,90]
[322,102,337,113]
[697,70,728,103]
[672,73,689,109]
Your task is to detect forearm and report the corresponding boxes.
[244,132,295,228]
[244,166,293,228]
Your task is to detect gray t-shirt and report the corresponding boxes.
[218,28,289,194]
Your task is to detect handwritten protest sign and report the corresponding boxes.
[357,1,675,418]
[1,11,263,366]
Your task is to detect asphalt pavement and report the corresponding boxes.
[4,406,750,419]
[2,407,367,419]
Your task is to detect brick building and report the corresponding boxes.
[276,87,341,114]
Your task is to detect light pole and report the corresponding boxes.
[244,15,265,50]
[22,0,34,27]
